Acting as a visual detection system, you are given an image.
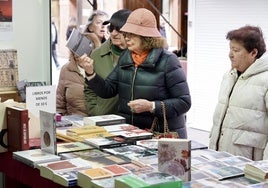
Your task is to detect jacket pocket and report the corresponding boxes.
[232,129,268,149]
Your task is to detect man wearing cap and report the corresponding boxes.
[83,8,191,138]
[84,9,132,116]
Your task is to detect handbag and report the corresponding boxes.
[149,101,179,139]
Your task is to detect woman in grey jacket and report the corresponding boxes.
[82,8,191,138]
[209,25,268,160]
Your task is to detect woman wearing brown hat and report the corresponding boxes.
[82,8,191,138]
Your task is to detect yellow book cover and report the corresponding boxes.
[66,126,107,136]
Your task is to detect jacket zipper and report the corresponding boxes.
[131,67,138,124]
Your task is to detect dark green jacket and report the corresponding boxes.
[84,39,119,115]
[86,48,191,138]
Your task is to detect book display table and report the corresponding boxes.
[0,152,79,188]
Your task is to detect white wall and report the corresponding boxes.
[0,0,51,84]
[187,0,268,131]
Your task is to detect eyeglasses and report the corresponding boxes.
[123,32,137,39]
[108,24,121,32]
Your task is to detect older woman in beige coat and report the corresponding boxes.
[209,25,268,160]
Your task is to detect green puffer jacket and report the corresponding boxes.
[86,48,191,138]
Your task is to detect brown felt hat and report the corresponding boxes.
[120,8,161,38]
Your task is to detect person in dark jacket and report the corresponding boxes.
[81,8,191,138]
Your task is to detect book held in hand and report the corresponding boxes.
[66,28,93,56]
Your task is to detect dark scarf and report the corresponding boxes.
[111,44,124,56]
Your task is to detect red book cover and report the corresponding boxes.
[6,106,29,151]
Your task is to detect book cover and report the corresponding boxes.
[59,149,130,168]
[114,172,183,188]
[39,110,57,155]
[83,114,126,126]
[112,128,153,141]
[66,125,107,136]
[66,28,94,56]
[120,162,156,176]
[158,138,191,182]
[83,136,134,149]
[103,145,157,161]
[12,148,61,168]
[38,157,92,180]
[56,141,94,154]
[103,123,138,133]
[202,165,244,181]
[6,106,29,152]
[102,164,131,176]
[77,167,114,180]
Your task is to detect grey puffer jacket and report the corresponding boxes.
[86,48,191,138]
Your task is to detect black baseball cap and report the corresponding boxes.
[103,9,131,28]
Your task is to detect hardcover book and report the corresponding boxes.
[83,114,126,126]
[158,138,191,182]
[66,28,94,56]
[12,149,61,168]
[6,106,29,152]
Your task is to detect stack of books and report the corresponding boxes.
[38,157,92,187]
[244,160,268,182]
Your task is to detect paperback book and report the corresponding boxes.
[12,149,61,168]
[112,128,153,141]
[114,172,183,188]
[59,149,131,168]
[66,28,94,56]
[77,164,130,188]
[158,138,191,182]
[83,114,126,126]
[83,136,134,149]
[244,159,268,181]
[103,144,157,161]
[56,141,94,154]
[38,157,92,187]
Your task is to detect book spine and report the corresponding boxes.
[96,119,126,126]
[7,107,29,151]
[20,110,29,150]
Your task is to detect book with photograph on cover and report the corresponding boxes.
[66,28,93,56]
